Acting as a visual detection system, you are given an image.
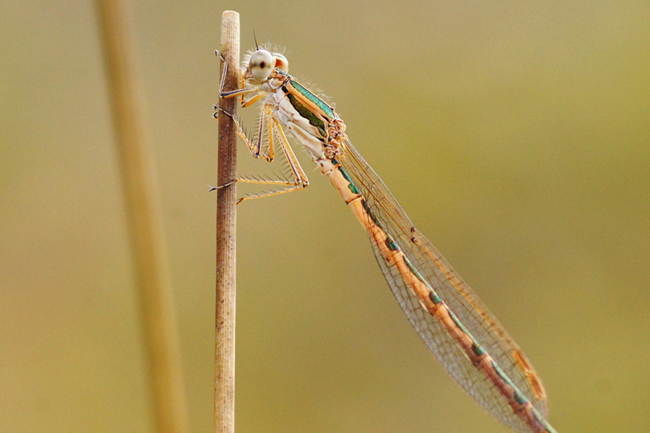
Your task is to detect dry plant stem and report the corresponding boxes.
[215,10,239,433]
[95,1,189,433]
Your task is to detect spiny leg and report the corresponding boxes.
[214,50,309,205]
[214,51,269,158]
[215,50,228,96]
[215,49,271,159]
[215,49,258,103]
[217,106,269,161]
[236,118,310,205]
[214,106,309,204]
[251,105,273,162]
[272,118,308,187]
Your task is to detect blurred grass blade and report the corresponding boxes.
[95,1,189,432]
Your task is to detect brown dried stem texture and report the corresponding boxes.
[215,10,239,433]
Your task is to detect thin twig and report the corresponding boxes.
[94,2,189,433]
[215,10,239,433]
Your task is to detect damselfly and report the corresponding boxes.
[216,45,558,433]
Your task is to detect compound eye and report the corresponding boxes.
[249,50,274,81]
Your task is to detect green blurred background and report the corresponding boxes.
[2,1,649,432]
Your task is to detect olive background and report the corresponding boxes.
[1,1,649,432]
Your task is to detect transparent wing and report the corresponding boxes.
[338,137,548,429]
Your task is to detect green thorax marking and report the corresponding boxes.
[289,79,335,119]
[285,91,327,138]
